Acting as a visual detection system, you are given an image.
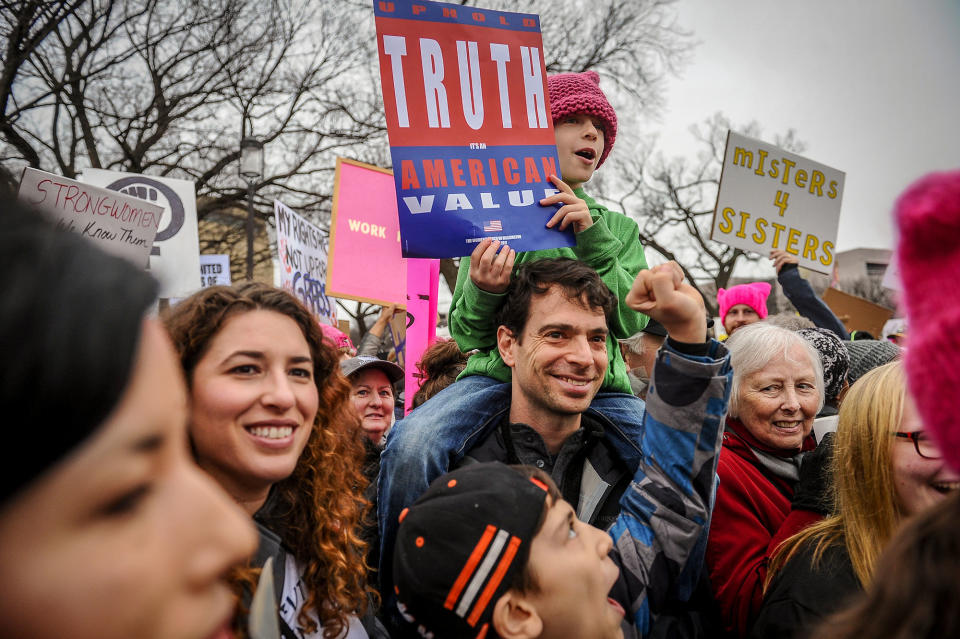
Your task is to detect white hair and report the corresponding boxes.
[725,322,825,417]
[618,331,664,355]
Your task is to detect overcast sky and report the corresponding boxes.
[649,0,960,258]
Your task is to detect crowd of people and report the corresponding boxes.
[2,69,959,639]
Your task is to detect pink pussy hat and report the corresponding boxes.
[547,71,617,168]
[895,169,960,471]
[717,282,772,323]
[320,322,355,353]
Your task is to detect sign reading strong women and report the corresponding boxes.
[374,0,574,258]
[711,131,845,275]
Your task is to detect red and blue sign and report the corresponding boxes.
[374,0,575,258]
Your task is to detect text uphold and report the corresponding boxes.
[711,131,845,275]
[17,167,163,267]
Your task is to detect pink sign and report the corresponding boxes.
[403,258,440,414]
[327,158,407,307]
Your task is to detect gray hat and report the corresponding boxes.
[843,339,901,385]
[340,356,404,384]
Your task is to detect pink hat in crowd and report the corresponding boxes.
[320,322,355,353]
[717,282,772,323]
[895,169,960,471]
[547,71,617,168]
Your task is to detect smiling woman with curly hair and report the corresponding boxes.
[164,283,382,638]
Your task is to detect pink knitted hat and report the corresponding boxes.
[547,71,617,168]
[717,282,772,323]
[320,322,355,352]
[895,169,960,471]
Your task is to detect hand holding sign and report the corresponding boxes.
[469,238,515,293]
[771,249,799,274]
[542,174,594,233]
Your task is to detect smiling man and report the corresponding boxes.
[455,259,632,529]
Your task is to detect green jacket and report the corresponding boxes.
[448,188,648,393]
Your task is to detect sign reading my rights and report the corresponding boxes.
[711,132,845,275]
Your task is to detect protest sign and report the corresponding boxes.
[374,0,574,258]
[274,200,337,326]
[80,168,202,297]
[200,254,231,287]
[327,158,407,308]
[17,168,162,266]
[404,258,440,413]
[389,312,407,370]
[711,132,845,275]
[822,287,894,339]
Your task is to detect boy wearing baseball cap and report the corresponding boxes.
[395,463,624,639]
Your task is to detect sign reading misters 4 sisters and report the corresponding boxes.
[711,131,845,275]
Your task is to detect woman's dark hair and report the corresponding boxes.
[813,492,960,639]
[163,283,371,637]
[495,257,616,339]
[1,201,157,504]
[411,339,469,408]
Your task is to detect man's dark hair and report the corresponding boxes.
[495,257,616,339]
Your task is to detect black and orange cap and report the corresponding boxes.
[393,462,550,638]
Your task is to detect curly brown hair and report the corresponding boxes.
[163,283,370,638]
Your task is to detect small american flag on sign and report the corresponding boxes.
[484,220,503,232]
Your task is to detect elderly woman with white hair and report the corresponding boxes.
[705,322,831,637]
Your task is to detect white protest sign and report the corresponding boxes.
[200,254,231,288]
[80,169,202,298]
[17,168,162,266]
[711,131,845,274]
[274,200,337,326]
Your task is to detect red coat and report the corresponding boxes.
[706,420,821,637]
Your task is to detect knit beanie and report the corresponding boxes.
[797,328,849,402]
[547,71,617,167]
[894,169,960,471]
[320,322,355,353]
[843,339,900,385]
[717,282,772,323]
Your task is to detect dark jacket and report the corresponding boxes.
[460,412,632,531]
[750,541,861,639]
[777,263,849,339]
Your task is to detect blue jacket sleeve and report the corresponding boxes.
[608,339,732,638]
[777,264,849,339]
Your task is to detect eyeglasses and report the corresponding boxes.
[894,431,942,460]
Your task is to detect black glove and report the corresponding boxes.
[792,432,836,516]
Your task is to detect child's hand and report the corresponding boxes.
[541,175,594,233]
[626,262,706,343]
[469,238,515,294]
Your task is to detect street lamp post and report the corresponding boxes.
[239,136,264,281]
